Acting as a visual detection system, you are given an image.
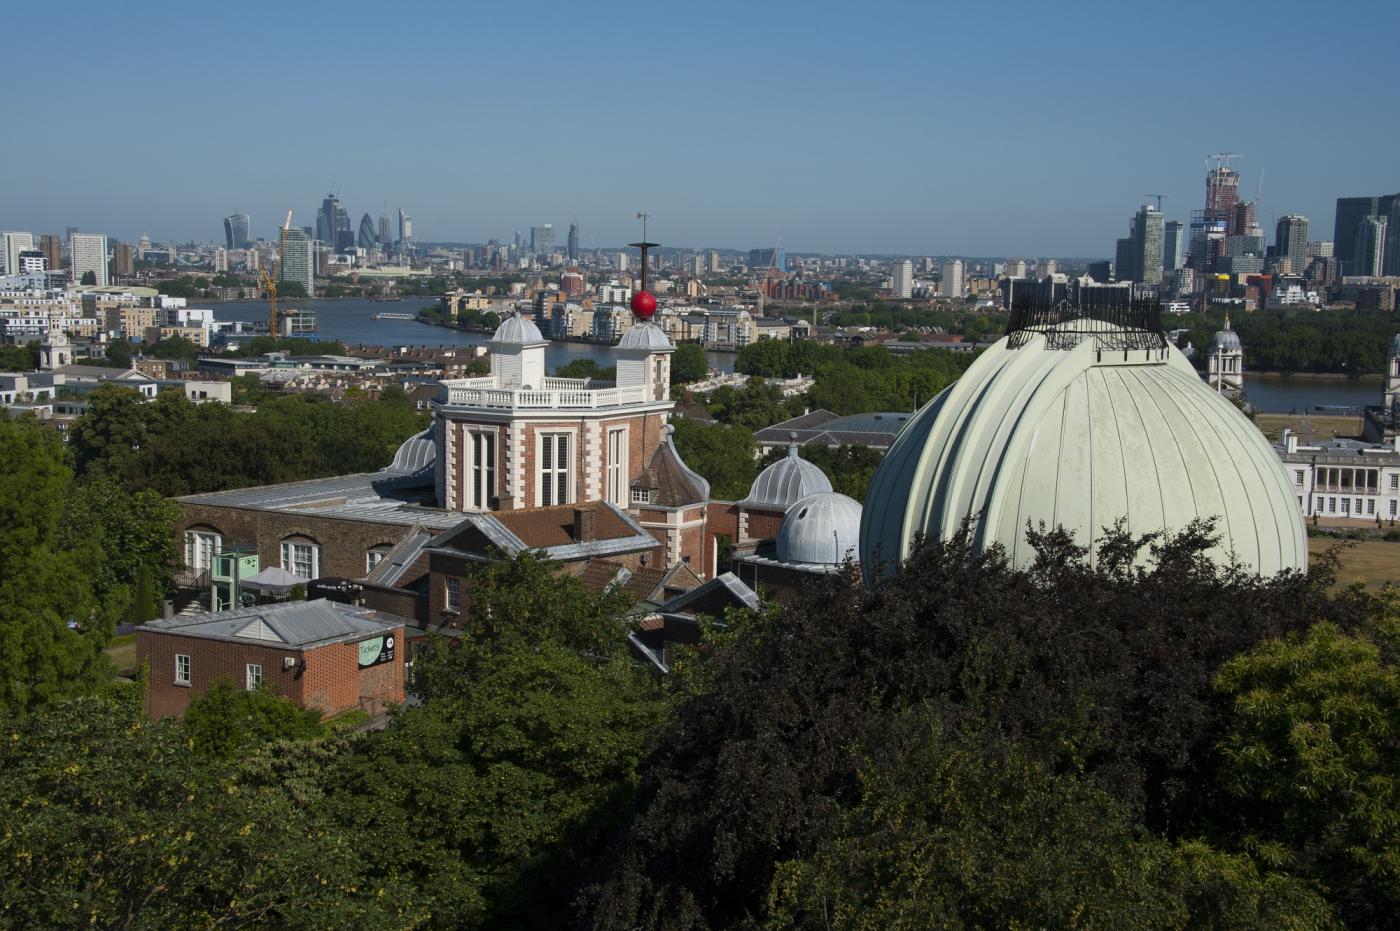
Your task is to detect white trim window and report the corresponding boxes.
[245,663,262,690]
[537,431,573,507]
[175,653,191,685]
[280,540,320,579]
[607,426,629,507]
[366,546,392,574]
[184,531,222,572]
[469,427,498,509]
[445,577,461,613]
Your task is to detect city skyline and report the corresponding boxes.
[5,0,1398,256]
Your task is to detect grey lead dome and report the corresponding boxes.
[617,320,674,352]
[489,312,546,346]
[777,492,863,565]
[742,443,832,511]
[859,326,1306,581]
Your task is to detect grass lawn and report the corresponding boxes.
[1256,413,1363,443]
[1309,538,1400,589]
[105,633,138,678]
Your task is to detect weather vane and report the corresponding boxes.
[629,212,658,321]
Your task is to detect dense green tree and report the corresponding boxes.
[1213,596,1400,928]
[104,339,134,368]
[183,679,330,760]
[670,342,709,384]
[59,475,180,618]
[554,358,617,381]
[67,384,148,478]
[669,416,760,499]
[707,378,797,431]
[0,341,40,371]
[276,280,308,299]
[144,334,199,361]
[80,270,96,285]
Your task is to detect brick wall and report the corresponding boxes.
[179,504,411,581]
[300,631,404,718]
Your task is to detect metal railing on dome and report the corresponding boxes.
[1004,295,1167,352]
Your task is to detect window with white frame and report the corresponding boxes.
[1391,500,1397,518]
[607,427,628,506]
[538,432,572,506]
[1391,474,1398,491]
[1294,470,1304,487]
[175,653,191,685]
[245,663,262,690]
[366,546,392,574]
[445,577,461,613]
[280,539,320,579]
[469,428,498,509]
[632,487,652,505]
[184,530,222,572]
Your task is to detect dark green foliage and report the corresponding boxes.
[669,416,759,499]
[669,343,709,385]
[736,340,975,415]
[143,334,199,361]
[104,338,134,368]
[578,524,1365,928]
[706,378,801,431]
[1172,309,1400,375]
[156,275,209,299]
[757,442,882,502]
[67,382,427,496]
[0,340,40,371]
[276,280,308,299]
[59,474,181,610]
[80,270,96,285]
[225,336,346,358]
[183,679,329,759]
[555,358,617,382]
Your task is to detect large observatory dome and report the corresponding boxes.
[859,305,1306,581]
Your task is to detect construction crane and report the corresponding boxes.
[1207,151,1242,171]
[1145,194,1168,211]
[258,210,294,335]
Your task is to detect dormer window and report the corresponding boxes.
[632,487,653,505]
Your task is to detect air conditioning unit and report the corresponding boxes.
[282,656,297,671]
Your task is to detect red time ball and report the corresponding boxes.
[630,290,657,319]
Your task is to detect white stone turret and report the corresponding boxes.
[40,320,70,370]
[1385,333,1400,416]
[1206,312,1243,395]
[615,321,674,403]
[489,312,547,388]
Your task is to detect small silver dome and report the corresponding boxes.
[617,320,674,353]
[776,492,863,565]
[1207,317,1242,353]
[490,312,545,346]
[1389,333,1400,356]
[742,442,832,510]
[388,426,435,474]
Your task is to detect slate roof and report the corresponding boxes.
[363,525,435,587]
[139,599,404,649]
[428,501,659,562]
[753,410,912,451]
[632,425,709,506]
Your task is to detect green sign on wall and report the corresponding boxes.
[357,634,396,668]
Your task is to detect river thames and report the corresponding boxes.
[208,298,1383,413]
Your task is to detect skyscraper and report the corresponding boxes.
[1206,165,1241,230]
[70,233,109,287]
[278,227,314,297]
[398,209,412,244]
[379,213,391,248]
[892,259,913,299]
[112,243,134,277]
[1355,216,1388,277]
[1332,193,1400,275]
[940,259,965,298]
[530,224,555,257]
[39,234,62,272]
[1275,215,1309,270]
[358,213,377,249]
[316,193,339,244]
[567,223,579,261]
[1163,221,1185,271]
[223,213,251,250]
[2,232,34,276]
[1133,204,1164,285]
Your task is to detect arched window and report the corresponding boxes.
[184,528,222,572]
[280,535,321,580]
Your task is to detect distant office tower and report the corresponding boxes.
[2,231,34,275]
[379,213,391,248]
[223,213,251,249]
[39,234,62,272]
[1163,221,1185,271]
[1114,204,1163,285]
[940,259,965,298]
[1355,216,1388,277]
[1275,215,1309,269]
[316,192,339,244]
[1206,164,1241,230]
[1034,259,1057,278]
[1115,237,1137,283]
[567,223,579,261]
[64,226,78,243]
[1004,259,1027,278]
[748,247,785,271]
[892,259,914,298]
[397,209,411,244]
[1333,193,1400,275]
[617,252,629,271]
[530,224,554,257]
[213,248,228,272]
[70,233,109,287]
[112,243,134,277]
[1307,240,1334,259]
[708,250,722,272]
[1087,260,1114,282]
[278,226,314,296]
[358,213,377,249]
[1233,200,1261,238]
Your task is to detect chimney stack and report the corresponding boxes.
[573,507,596,544]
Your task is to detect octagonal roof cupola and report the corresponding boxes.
[489,311,546,388]
[489,311,546,347]
[742,436,832,511]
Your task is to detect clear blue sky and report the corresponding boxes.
[6,0,1396,257]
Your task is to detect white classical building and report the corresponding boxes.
[1277,430,1400,522]
[860,304,1308,578]
[1205,314,1243,395]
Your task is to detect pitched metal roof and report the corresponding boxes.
[139,599,404,649]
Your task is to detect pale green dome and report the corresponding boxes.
[860,323,1306,580]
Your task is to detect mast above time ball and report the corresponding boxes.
[628,211,658,320]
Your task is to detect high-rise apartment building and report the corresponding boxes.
[1275,215,1309,270]
[278,227,314,297]
[567,223,579,261]
[223,213,251,250]
[1034,259,1057,279]
[1206,165,1241,230]
[940,259,965,298]
[892,260,913,298]
[708,251,722,273]
[112,243,135,277]
[71,233,109,287]
[1115,205,1163,284]
[530,224,555,257]
[1355,216,1388,277]
[2,232,34,275]
[1333,194,1400,275]
[40,234,62,272]
[398,209,412,244]
[1163,221,1185,271]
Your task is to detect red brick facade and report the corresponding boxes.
[139,625,405,720]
